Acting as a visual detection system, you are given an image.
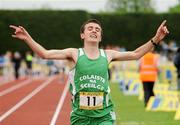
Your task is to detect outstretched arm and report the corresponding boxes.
[106,20,169,62]
[9,25,77,61]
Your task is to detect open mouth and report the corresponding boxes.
[90,34,97,38]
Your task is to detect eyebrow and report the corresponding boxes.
[87,25,101,30]
[88,26,93,29]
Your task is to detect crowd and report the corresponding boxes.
[0,50,68,81]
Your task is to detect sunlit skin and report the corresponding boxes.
[9,20,169,68]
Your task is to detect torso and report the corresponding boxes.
[68,48,113,117]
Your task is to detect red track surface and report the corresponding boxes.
[0,77,27,91]
[0,75,71,125]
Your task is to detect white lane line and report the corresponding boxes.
[0,76,56,122]
[0,77,14,86]
[50,81,70,125]
[0,79,33,97]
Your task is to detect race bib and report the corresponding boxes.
[79,92,104,110]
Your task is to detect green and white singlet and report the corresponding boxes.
[69,48,114,117]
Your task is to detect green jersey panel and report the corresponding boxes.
[69,48,114,117]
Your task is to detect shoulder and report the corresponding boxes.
[64,48,78,56]
[105,49,114,54]
[104,49,115,63]
[105,49,120,56]
[66,48,78,63]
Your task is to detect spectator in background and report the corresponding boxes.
[3,51,13,81]
[47,60,59,76]
[25,51,33,76]
[139,48,159,107]
[167,40,177,61]
[56,60,67,83]
[0,54,4,74]
[160,40,168,57]
[168,40,177,52]
[174,47,180,90]
[12,51,22,79]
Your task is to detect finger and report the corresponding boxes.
[19,26,23,29]
[15,27,23,34]
[163,27,169,34]
[19,26,24,31]
[9,25,18,29]
[164,29,169,34]
[12,35,17,38]
[160,20,167,27]
[166,29,169,34]
[19,26,28,33]
[162,26,167,32]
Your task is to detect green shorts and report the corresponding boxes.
[70,111,116,125]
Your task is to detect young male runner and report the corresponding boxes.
[10,19,169,125]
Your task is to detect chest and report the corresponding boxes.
[76,57,108,75]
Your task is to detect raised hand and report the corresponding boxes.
[9,25,32,41]
[153,20,169,44]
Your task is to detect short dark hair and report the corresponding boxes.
[80,19,103,35]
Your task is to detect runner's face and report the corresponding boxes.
[81,23,102,43]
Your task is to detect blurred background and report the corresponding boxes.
[0,0,180,125]
[0,0,179,52]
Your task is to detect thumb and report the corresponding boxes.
[12,35,17,38]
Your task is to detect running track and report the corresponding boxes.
[0,75,71,125]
